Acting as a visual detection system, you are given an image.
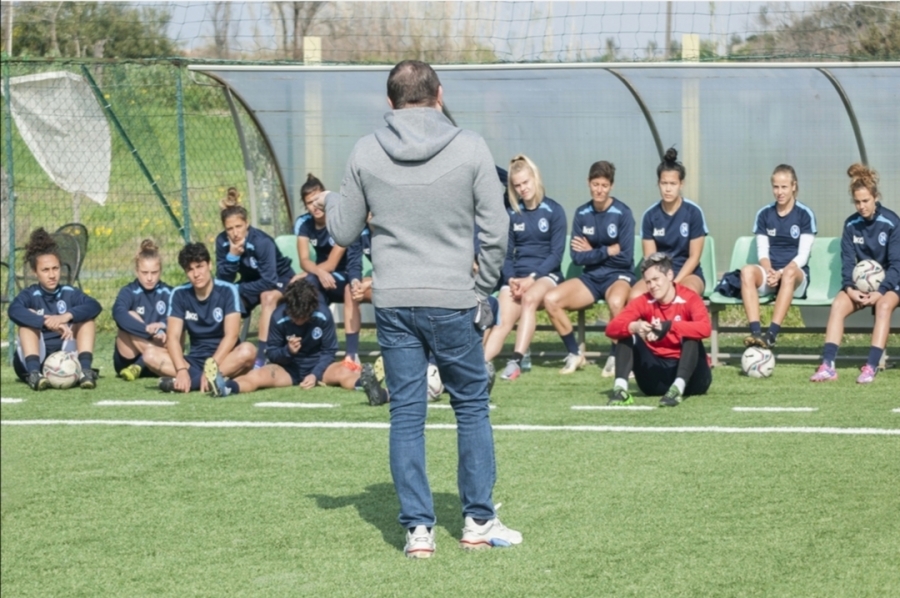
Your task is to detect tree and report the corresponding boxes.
[8,2,176,59]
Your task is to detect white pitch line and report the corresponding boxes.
[1,398,24,404]
[572,405,655,411]
[893,408,900,413]
[255,402,337,408]
[95,400,178,406]
[2,420,899,436]
[428,404,496,410]
[733,407,819,413]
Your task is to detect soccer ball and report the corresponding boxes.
[852,259,885,293]
[42,351,82,389]
[741,347,775,378]
[426,363,444,400]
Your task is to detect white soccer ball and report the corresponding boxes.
[852,259,885,293]
[42,351,82,389]
[426,363,444,400]
[741,347,775,378]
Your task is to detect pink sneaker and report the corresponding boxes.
[809,363,837,382]
[856,364,876,384]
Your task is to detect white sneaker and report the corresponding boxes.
[460,516,522,550]
[601,355,616,378]
[559,352,586,375]
[404,525,435,559]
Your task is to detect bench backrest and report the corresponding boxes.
[804,237,842,302]
[275,234,303,274]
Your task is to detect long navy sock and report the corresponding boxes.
[25,355,41,374]
[346,332,360,359]
[749,321,762,336]
[511,352,523,365]
[561,332,579,355]
[78,352,93,373]
[822,342,839,366]
[767,323,781,343]
[867,346,884,369]
[256,341,267,361]
[225,380,240,395]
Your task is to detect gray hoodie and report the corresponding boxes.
[326,107,508,309]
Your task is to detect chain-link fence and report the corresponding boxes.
[1,60,291,339]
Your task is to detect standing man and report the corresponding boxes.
[320,60,521,558]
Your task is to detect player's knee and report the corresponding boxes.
[740,265,757,283]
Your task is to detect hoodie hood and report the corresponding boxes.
[375,108,461,162]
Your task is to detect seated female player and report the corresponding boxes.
[8,228,102,389]
[811,163,899,384]
[206,278,387,405]
[740,164,817,350]
[606,252,712,407]
[293,173,362,370]
[159,242,256,394]
[215,187,296,369]
[483,154,567,381]
[543,160,635,375]
[112,238,173,381]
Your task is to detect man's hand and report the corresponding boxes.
[317,269,337,290]
[474,296,494,332]
[860,290,882,306]
[287,335,302,355]
[629,320,653,340]
[310,191,328,214]
[300,374,317,389]
[229,237,245,257]
[765,268,782,288]
[174,368,191,393]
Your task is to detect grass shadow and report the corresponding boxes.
[308,482,461,552]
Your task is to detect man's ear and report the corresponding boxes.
[387,96,394,110]
[435,85,444,110]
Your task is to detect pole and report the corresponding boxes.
[175,65,192,242]
[3,62,16,361]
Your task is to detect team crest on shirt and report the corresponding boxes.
[790,225,800,239]
[137,306,145,315]
[312,327,323,340]
[248,257,258,269]
[879,232,887,246]
[607,224,618,238]
[156,301,167,315]
[582,226,594,235]
[680,223,689,237]
[213,307,223,322]
[538,218,549,233]
[513,223,525,232]
[56,300,67,314]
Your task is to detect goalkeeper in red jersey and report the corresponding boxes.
[605,252,712,407]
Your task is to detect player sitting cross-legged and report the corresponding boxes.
[206,278,387,405]
[605,252,712,407]
[158,242,256,393]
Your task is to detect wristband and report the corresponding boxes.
[176,366,188,373]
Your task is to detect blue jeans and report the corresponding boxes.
[375,306,497,529]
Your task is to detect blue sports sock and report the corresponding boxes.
[767,323,781,342]
[78,352,93,373]
[25,355,41,374]
[749,321,762,336]
[134,355,146,368]
[867,346,884,369]
[256,341,267,361]
[346,332,360,358]
[225,380,240,395]
[561,332,579,355]
[822,342,839,366]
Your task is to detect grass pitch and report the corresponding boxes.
[2,334,898,597]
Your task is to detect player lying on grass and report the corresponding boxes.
[741,164,817,350]
[158,242,256,393]
[216,187,296,369]
[113,239,172,381]
[605,252,712,407]
[810,163,900,384]
[483,154,567,381]
[543,160,635,375]
[8,228,102,390]
[205,278,387,405]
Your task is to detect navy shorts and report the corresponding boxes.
[579,270,636,302]
[631,337,711,397]
[306,271,349,306]
[281,362,316,386]
[240,272,294,314]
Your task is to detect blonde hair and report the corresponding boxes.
[507,154,545,214]
[219,187,248,224]
[134,238,161,269]
[847,163,880,200]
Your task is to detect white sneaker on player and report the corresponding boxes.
[601,355,616,378]
[459,517,522,550]
[559,352,586,375]
[404,525,435,559]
